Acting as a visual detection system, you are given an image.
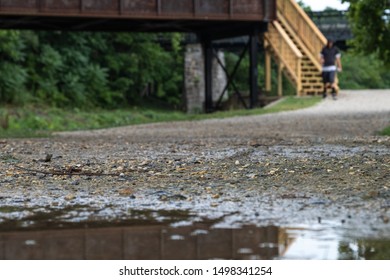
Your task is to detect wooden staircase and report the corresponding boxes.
[264,0,328,96]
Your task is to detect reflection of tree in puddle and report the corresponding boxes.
[0,224,297,260]
[338,240,390,260]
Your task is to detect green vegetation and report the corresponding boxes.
[380,126,390,136]
[339,52,390,89]
[0,28,388,138]
[0,31,184,109]
[0,29,388,106]
[342,0,390,67]
[0,96,321,138]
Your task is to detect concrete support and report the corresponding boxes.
[184,44,205,113]
[184,43,228,113]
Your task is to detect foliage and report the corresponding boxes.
[296,0,312,12]
[342,0,390,66]
[339,240,390,259]
[0,26,387,113]
[224,52,251,92]
[0,31,184,109]
[0,31,28,104]
[339,52,390,89]
[380,126,390,136]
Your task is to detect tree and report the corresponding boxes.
[296,1,312,12]
[0,30,184,108]
[0,31,28,104]
[342,0,390,66]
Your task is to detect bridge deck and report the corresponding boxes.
[0,0,276,34]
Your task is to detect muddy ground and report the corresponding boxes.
[1,90,390,239]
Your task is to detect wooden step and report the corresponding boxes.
[302,68,318,72]
[267,16,329,97]
[301,66,319,71]
[302,79,322,84]
[302,72,321,76]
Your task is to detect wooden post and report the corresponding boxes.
[249,27,258,109]
[278,62,284,97]
[265,48,272,93]
[296,57,302,96]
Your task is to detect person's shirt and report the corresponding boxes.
[320,46,341,72]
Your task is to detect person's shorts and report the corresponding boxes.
[322,71,336,84]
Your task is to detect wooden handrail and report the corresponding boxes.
[265,21,302,89]
[277,0,327,62]
[265,0,329,96]
[273,21,302,58]
[277,11,322,71]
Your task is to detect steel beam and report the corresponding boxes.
[214,42,249,110]
[203,39,213,113]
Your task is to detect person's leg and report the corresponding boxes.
[322,72,328,98]
[328,71,337,99]
[323,85,327,98]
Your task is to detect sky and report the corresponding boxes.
[298,0,350,11]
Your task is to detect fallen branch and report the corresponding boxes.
[14,165,122,177]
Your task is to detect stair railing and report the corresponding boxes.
[277,0,327,67]
[265,21,303,94]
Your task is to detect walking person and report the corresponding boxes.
[320,38,342,100]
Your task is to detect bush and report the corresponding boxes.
[339,52,390,89]
[0,31,184,109]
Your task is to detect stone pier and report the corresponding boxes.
[184,44,228,113]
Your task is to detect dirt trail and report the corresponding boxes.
[1,90,390,237]
[57,89,390,142]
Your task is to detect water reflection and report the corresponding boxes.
[1,223,390,260]
[0,224,281,260]
[338,240,390,260]
[1,207,389,260]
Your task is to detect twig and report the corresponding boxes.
[14,165,121,177]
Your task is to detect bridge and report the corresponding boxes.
[0,0,275,34]
[0,0,277,112]
[0,1,351,111]
[307,10,352,49]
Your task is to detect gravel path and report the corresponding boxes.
[58,89,390,142]
[1,90,390,237]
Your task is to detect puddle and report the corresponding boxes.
[0,205,194,231]
[0,207,389,260]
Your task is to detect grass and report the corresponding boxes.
[0,96,321,138]
[380,126,390,136]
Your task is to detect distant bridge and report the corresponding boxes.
[307,10,353,48]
